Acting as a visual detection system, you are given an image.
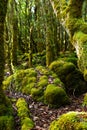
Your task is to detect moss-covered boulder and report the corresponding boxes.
[16,98,34,130]
[49,111,87,130]
[65,69,87,95]
[49,60,87,95]
[49,60,76,82]
[3,66,68,107]
[44,84,70,107]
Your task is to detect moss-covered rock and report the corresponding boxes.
[3,66,65,107]
[49,60,87,96]
[16,98,34,130]
[21,117,34,130]
[49,60,76,82]
[65,69,87,95]
[31,87,44,101]
[49,111,87,130]
[16,98,30,119]
[37,75,48,88]
[44,84,70,107]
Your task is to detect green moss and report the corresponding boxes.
[44,84,70,107]
[3,75,13,90]
[25,68,37,77]
[16,98,30,119]
[80,22,87,34]
[31,88,44,101]
[21,117,34,130]
[84,70,87,81]
[53,78,64,88]
[73,31,87,44]
[28,77,36,83]
[65,69,87,95]
[49,60,76,82]
[36,65,51,75]
[73,32,87,74]
[83,93,87,106]
[36,65,45,72]
[22,83,35,94]
[0,96,13,116]
[0,116,14,130]
[49,111,87,130]
[37,76,48,88]
[16,98,34,130]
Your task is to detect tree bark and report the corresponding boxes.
[0,0,8,86]
[50,0,87,81]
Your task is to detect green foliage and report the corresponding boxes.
[49,111,87,130]
[32,52,46,66]
[44,84,70,107]
[0,116,14,130]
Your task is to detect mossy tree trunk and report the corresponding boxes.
[0,0,9,111]
[11,0,18,67]
[45,0,58,67]
[50,0,87,81]
[0,0,8,86]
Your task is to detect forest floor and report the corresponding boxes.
[5,89,86,130]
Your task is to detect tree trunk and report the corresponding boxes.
[0,0,9,113]
[50,0,87,81]
[0,0,8,86]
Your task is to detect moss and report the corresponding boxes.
[28,77,36,83]
[16,98,30,119]
[83,93,87,106]
[16,98,34,130]
[49,60,76,82]
[53,78,64,88]
[73,31,87,74]
[21,117,34,130]
[65,69,87,95]
[0,95,13,116]
[3,75,13,90]
[84,70,87,81]
[22,83,35,94]
[25,68,37,77]
[37,76,48,88]
[36,65,51,75]
[0,116,14,130]
[49,111,87,130]
[44,84,70,107]
[31,88,44,101]
[58,51,77,65]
